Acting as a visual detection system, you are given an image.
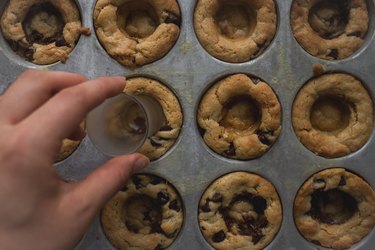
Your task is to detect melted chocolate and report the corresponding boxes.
[224,143,236,156]
[256,130,274,146]
[306,189,357,225]
[328,49,339,59]
[164,11,181,26]
[212,230,226,243]
[169,200,181,212]
[157,191,170,205]
[131,175,143,189]
[218,193,269,244]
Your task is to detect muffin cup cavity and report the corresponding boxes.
[199,172,282,250]
[292,73,373,158]
[0,0,86,65]
[197,74,281,160]
[194,0,277,63]
[124,77,183,161]
[291,0,369,60]
[102,174,184,250]
[294,168,375,249]
[93,0,181,68]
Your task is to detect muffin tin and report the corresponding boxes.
[1,0,375,249]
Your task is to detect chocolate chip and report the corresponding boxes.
[150,176,164,185]
[347,31,362,37]
[211,192,223,203]
[125,221,139,233]
[200,199,211,212]
[339,176,346,186]
[150,136,163,147]
[55,36,71,47]
[24,47,36,60]
[164,11,181,26]
[224,143,236,156]
[28,31,43,44]
[150,222,163,234]
[255,216,269,229]
[220,208,235,231]
[129,117,146,135]
[160,125,173,131]
[154,244,163,250]
[328,49,339,60]
[212,230,226,243]
[131,175,143,189]
[257,130,274,145]
[157,191,170,205]
[252,196,267,215]
[239,217,265,244]
[307,209,334,224]
[19,39,31,49]
[312,178,326,190]
[253,41,267,57]
[251,233,263,244]
[250,77,261,84]
[169,200,181,212]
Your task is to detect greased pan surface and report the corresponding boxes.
[1,0,375,249]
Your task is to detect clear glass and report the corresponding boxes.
[87,93,164,156]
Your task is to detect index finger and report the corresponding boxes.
[0,70,87,124]
[23,76,125,145]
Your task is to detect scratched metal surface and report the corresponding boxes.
[1,0,375,249]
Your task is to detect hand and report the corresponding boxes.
[0,70,150,250]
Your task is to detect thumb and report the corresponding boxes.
[73,153,149,211]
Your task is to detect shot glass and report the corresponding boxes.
[87,93,164,156]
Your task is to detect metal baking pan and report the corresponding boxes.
[1,0,375,249]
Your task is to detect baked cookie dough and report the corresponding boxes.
[94,0,181,68]
[102,174,183,250]
[199,172,282,250]
[55,138,81,162]
[292,73,373,158]
[291,0,369,60]
[198,74,281,160]
[55,121,85,162]
[294,168,375,249]
[124,77,182,160]
[194,0,277,63]
[1,0,89,65]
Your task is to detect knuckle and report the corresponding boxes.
[60,88,88,106]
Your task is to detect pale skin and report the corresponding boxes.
[0,70,150,250]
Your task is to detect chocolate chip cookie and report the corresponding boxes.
[124,77,182,160]
[199,172,282,250]
[94,0,181,68]
[1,0,88,65]
[102,174,184,250]
[291,0,369,60]
[292,73,373,158]
[198,74,281,160]
[294,168,375,249]
[194,0,277,63]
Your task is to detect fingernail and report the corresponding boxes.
[134,156,149,172]
[114,76,126,82]
[113,76,126,88]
